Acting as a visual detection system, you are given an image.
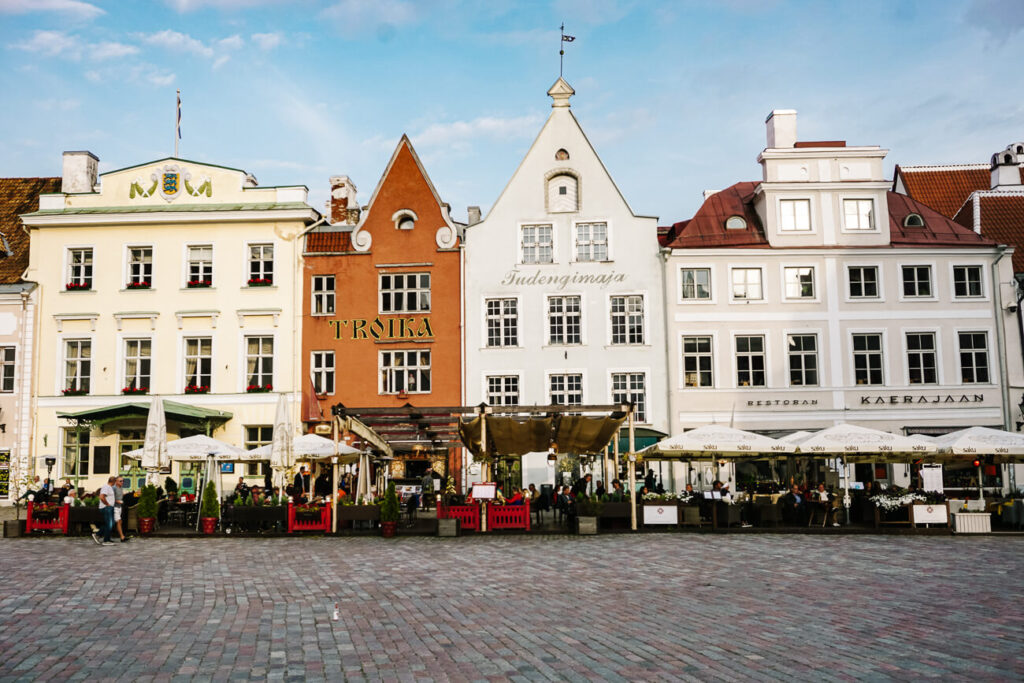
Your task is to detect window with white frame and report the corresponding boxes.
[576,222,608,262]
[783,267,815,299]
[312,275,336,315]
[843,199,875,230]
[736,335,766,387]
[123,339,151,391]
[187,245,213,286]
[902,265,932,297]
[549,373,583,406]
[63,428,90,476]
[787,334,818,386]
[311,351,335,395]
[64,339,91,393]
[548,174,578,212]
[610,295,644,345]
[0,347,14,392]
[680,268,711,300]
[611,372,646,423]
[958,332,990,383]
[906,332,937,384]
[245,336,274,389]
[127,247,152,287]
[380,273,430,313]
[852,333,883,385]
[731,268,763,300]
[548,295,582,345]
[67,248,93,289]
[248,244,273,285]
[244,426,272,476]
[953,266,983,298]
[486,375,519,406]
[485,298,518,347]
[119,430,144,470]
[779,199,811,231]
[682,336,713,387]
[183,337,211,392]
[848,266,879,299]
[380,349,431,394]
[521,224,553,264]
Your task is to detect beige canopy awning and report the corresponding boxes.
[459,413,625,459]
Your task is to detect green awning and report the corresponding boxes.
[617,427,668,454]
[58,400,232,430]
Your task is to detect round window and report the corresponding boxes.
[725,215,747,230]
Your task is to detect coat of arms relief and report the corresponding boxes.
[130,163,212,201]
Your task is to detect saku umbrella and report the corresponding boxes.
[140,396,168,486]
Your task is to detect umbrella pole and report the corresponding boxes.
[842,456,851,527]
[628,407,637,532]
[978,463,984,504]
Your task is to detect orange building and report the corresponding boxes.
[302,136,463,482]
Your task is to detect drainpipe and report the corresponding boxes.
[659,246,675,488]
[991,246,1014,495]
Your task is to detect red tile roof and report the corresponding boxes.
[305,229,354,253]
[0,177,61,284]
[794,141,846,148]
[953,193,1024,272]
[663,182,768,249]
[887,192,994,247]
[895,164,1024,219]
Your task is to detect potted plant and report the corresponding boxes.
[380,481,400,537]
[137,484,158,535]
[199,479,219,534]
[575,494,603,535]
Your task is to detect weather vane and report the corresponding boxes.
[559,23,575,78]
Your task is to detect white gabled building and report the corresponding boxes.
[663,110,1024,494]
[463,79,668,489]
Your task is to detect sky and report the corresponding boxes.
[1,0,1023,224]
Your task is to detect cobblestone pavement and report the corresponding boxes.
[1,535,1022,682]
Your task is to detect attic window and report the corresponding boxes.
[392,209,418,231]
[903,213,925,228]
[555,149,570,161]
[725,216,747,230]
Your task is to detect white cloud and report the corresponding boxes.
[0,0,104,20]
[140,29,215,58]
[217,34,244,50]
[11,30,82,59]
[163,0,282,11]
[90,41,139,60]
[251,32,281,50]
[412,115,542,149]
[212,55,230,69]
[321,0,419,36]
[34,98,81,111]
[146,70,177,86]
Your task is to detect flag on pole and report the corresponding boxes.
[561,33,575,42]
[176,90,181,140]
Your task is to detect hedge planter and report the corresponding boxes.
[230,505,286,532]
[576,516,598,535]
[380,521,398,538]
[139,517,156,535]
[338,505,380,522]
[599,502,633,520]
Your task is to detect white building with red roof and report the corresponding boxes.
[664,111,1024,493]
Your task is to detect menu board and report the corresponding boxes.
[0,449,9,499]
[471,483,496,500]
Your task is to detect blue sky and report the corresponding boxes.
[1,0,1022,223]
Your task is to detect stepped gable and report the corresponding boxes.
[0,177,61,283]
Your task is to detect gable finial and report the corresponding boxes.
[559,23,575,78]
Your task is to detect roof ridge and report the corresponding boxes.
[899,164,989,172]
[974,190,1024,198]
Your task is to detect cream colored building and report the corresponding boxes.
[21,152,319,492]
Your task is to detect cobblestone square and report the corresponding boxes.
[1,535,1022,682]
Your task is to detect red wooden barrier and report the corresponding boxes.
[26,502,69,535]
[436,501,480,531]
[488,503,531,530]
[288,502,331,533]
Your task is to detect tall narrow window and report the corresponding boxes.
[958,332,989,384]
[906,333,937,385]
[64,340,91,393]
[852,333,883,385]
[680,268,711,300]
[248,244,274,285]
[67,248,93,290]
[788,334,818,387]
[548,295,582,345]
[119,430,144,470]
[485,298,518,347]
[902,266,932,298]
[127,247,152,287]
[380,350,431,394]
[783,267,815,299]
[63,428,90,476]
[576,222,608,262]
[312,275,336,315]
[779,199,811,231]
[735,335,766,387]
[548,174,578,212]
[380,273,430,313]
[244,426,273,476]
[183,337,212,392]
[0,347,14,392]
[611,372,646,423]
[124,339,152,391]
[953,266,983,298]
[486,375,520,406]
[187,245,213,286]
[731,268,763,300]
[311,351,335,395]
[549,373,583,406]
[849,266,879,299]
[245,336,274,389]
[843,199,875,230]
[521,224,553,264]
[682,336,713,387]
[610,295,644,345]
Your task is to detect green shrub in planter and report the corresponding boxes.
[380,481,400,523]
[137,485,158,518]
[576,494,604,517]
[200,480,219,519]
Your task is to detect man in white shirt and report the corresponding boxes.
[93,476,117,545]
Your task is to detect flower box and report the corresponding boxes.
[247,385,272,393]
[247,278,273,287]
[122,387,149,395]
[62,388,88,396]
[187,280,212,288]
[184,385,210,394]
[65,282,91,291]
[126,282,151,290]
[288,502,331,532]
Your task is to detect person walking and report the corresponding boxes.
[92,476,117,545]
[420,467,434,510]
[113,476,129,543]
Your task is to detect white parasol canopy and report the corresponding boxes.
[140,396,168,483]
[795,423,936,458]
[249,433,360,462]
[928,426,1024,459]
[779,430,813,445]
[648,424,796,457]
[124,434,246,461]
[269,393,294,489]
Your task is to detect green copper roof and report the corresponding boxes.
[24,202,313,217]
[58,400,232,429]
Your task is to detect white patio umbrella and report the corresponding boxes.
[269,393,294,495]
[140,396,168,486]
[248,433,360,460]
[124,434,247,461]
[650,424,797,457]
[929,427,1024,502]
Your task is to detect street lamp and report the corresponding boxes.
[44,456,56,487]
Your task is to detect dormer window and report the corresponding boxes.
[725,216,747,230]
[903,213,925,228]
[392,209,418,231]
[547,173,578,212]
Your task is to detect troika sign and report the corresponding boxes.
[328,317,434,341]
[500,269,628,290]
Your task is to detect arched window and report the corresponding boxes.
[903,213,925,228]
[725,216,747,230]
[547,173,578,212]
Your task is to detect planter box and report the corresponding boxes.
[337,505,380,522]
[599,502,633,520]
[953,512,991,534]
[437,518,459,537]
[3,519,24,537]
[230,505,286,532]
[642,503,679,525]
[576,516,598,535]
[910,503,949,528]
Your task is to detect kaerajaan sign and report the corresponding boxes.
[859,394,984,406]
[500,269,628,290]
[329,317,434,341]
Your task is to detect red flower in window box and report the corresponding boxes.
[185,384,210,394]
[246,384,273,393]
[126,281,151,290]
[187,279,212,288]
[62,387,88,396]
[247,278,273,287]
[65,282,91,291]
[122,386,149,395]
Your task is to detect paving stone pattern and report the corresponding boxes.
[1,535,1022,682]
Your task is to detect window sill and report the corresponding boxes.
[605,343,650,349]
[121,288,155,293]
[544,343,584,348]
[729,299,769,305]
[242,285,278,290]
[182,286,216,291]
[310,312,335,317]
[518,261,557,267]
[483,345,523,350]
[60,288,95,293]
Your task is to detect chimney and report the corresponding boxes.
[62,151,98,193]
[990,143,1024,190]
[765,110,797,149]
[329,175,358,225]
[467,206,481,225]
